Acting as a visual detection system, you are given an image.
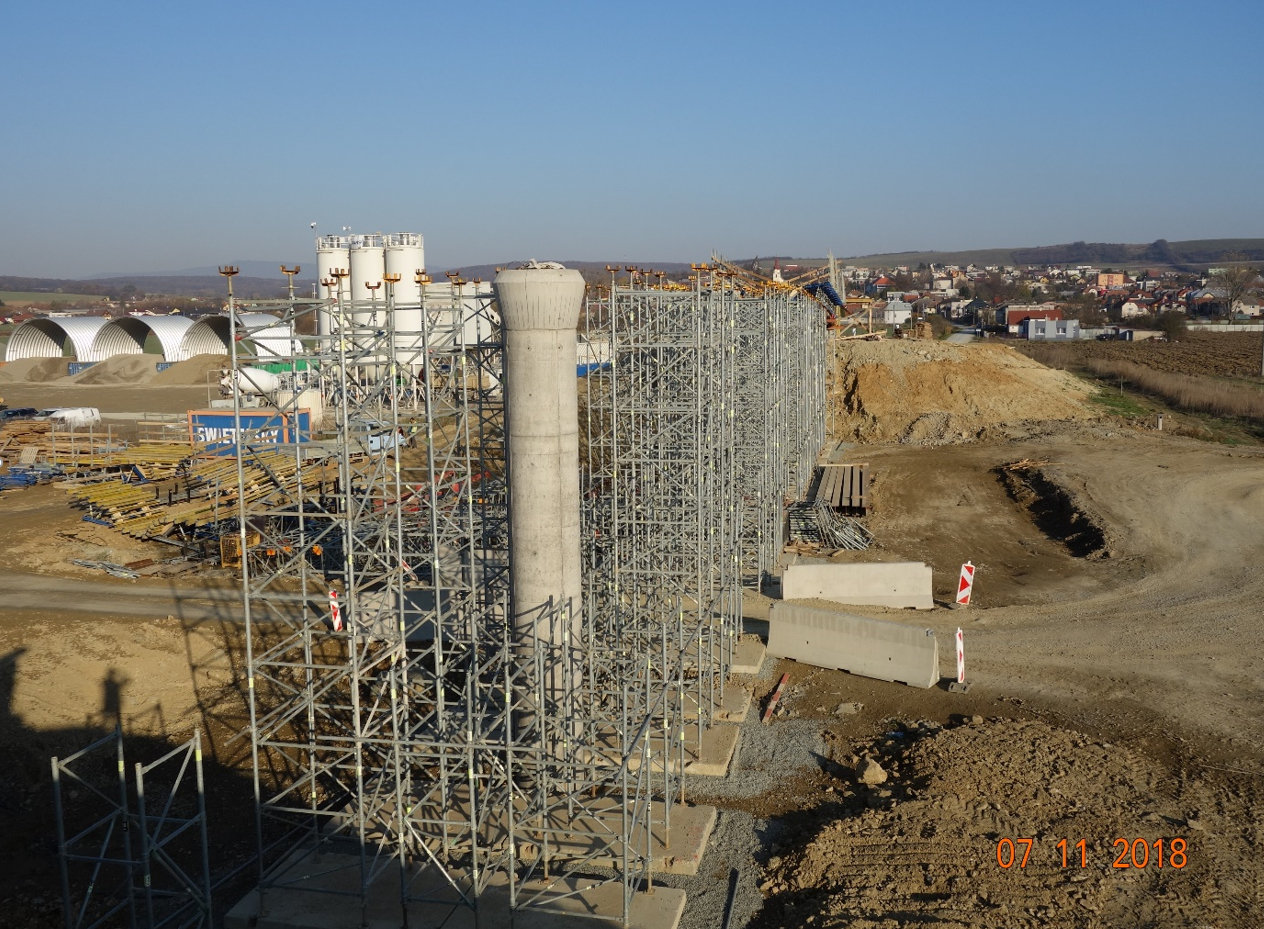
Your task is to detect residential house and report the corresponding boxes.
[882,298,913,326]
[1003,303,1062,334]
[1023,318,1081,341]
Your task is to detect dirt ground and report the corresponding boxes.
[2,342,1263,927]
[714,424,1264,927]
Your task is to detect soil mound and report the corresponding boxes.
[759,718,1248,928]
[831,341,1094,445]
[63,353,158,385]
[152,353,228,386]
[0,357,71,383]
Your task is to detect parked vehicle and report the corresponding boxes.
[37,407,102,428]
[0,407,39,422]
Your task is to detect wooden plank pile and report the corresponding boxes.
[812,463,868,515]
[0,420,52,457]
[64,450,313,543]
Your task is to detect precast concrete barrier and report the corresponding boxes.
[767,602,940,688]
[781,559,934,610]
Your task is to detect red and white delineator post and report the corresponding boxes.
[948,625,971,692]
[329,589,342,632]
[955,561,975,606]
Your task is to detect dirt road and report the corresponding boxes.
[851,427,1264,748]
[0,569,244,618]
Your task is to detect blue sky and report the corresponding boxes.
[2,0,1261,277]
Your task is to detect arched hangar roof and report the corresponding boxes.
[92,315,196,362]
[5,312,296,364]
[4,317,110,362]
[178,313,294,359]
[180,316,231,357]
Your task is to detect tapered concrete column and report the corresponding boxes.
[495,263,585,738]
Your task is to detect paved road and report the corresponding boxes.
[946,331,976,343]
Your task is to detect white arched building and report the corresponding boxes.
[5,317,112,362]
[4,313,295,364]
[90,315,195,361]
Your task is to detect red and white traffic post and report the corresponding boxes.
[329,589,342,632]
[955,561,975,606]
[948,625,971,693]
[955,627,965,683]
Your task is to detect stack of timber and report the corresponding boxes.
[811,462,868,515]
[0,420,53,457]
[1,417,208,481]
[64,451,327,546]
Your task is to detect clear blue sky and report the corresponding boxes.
[2,0,1262,278]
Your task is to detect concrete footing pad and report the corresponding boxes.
[224,798,711,927]
[226,855,687,929]
[683,724,740,777]
[730,637,766,676]
[683,680,753,723]
[518,798,717,875]
[610,723,741,778]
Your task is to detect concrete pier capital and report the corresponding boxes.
[494,265,585,332]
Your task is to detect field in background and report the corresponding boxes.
[1017,333,1264,441]
[1015,331,1263,379]
[0,291,108,307]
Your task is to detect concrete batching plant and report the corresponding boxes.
[315,231,493,363]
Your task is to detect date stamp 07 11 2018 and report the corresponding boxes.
[996,837,1189,871]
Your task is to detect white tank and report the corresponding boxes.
[384,233,425,306]
[316,235,350,335]
[349,235,386,317]
[236,367,282,395]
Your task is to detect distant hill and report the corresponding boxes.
[0,273,303,300]
[0,259,697,301]
[6,240,1261,301]
[86,275,311,299]
[842,238,1264,271]
[432,260,696,281]
[91,260,306,280]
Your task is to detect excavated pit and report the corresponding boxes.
[996,462,1107,558]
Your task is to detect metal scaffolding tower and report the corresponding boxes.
[222,257,827,926]
[52,728,213,929]
[227,276,662,925]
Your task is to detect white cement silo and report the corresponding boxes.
[316,235,350,335]
[385,233,426,367]
[384,233,425,306]
[348,234,386,322]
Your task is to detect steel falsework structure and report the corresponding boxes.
[580,264,826,743]
[226,257,826,926]
[52,728,214,929]
[228,281,661,926]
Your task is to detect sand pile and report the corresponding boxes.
[64,353,158,385]
[831,341,1093,445]
[152,353,229,386]
[757,718,1239,928]
[0,357,71,383]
